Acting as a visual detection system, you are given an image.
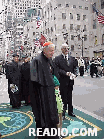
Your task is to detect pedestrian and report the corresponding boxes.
[30,41,59,139]
[84,58,89,73]
[90,57,95,78]
[101,55,104,76]
[78,56,85,76]
[0,63,2,78]
[21,55,31,106]
[54,43,77,120]
[2,61,5,74]
[7,53,21,108]
[53,75,63,133]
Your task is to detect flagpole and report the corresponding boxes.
[92,4,104,16]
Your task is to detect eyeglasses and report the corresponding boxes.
[63,47,70,50]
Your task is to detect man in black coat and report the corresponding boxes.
[21,55,30,105]
[30,41,59,139]
[54,43,77,119]
[7,53,21,108]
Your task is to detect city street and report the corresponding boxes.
[73,72,104,120]
[0,72,104,121]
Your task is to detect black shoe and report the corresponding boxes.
[68,112,76,117]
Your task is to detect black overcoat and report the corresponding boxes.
[6,60,21,106]
[21,62,30,96]
[30,52,59,127]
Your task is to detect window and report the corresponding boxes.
[73,5,76,8]
[78,34,80,41]
[95,36,97,45]
[83,15,86,20]
[70,13,73,19]
[62,13,66,19]
[93,20,96,29]
[79,6,82,9]
[85,7,88,10]
[71,35,74,40]
[63,24,66,29]
[84,35,87,41]
[58,4,61,7]
[71,45,74,51]
[84,25,87,31]
[51,27,53,32]
[70,24,73,30]
[102,34,104,44]
[77,14,80,20]
[101,0,104,9]
[66,4,69,7]
[54,14,56,20]
[77,25,80,31]
[33,32,35,35]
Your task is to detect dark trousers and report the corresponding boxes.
[35,120,59,139]
[10,94,21,107]
[60,85,73,116]
[79,66,84,76]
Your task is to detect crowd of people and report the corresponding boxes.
[0,42,104,139]
[77,56,104,78]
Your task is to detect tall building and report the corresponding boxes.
[41,0,91,58]
[89,0,104,58]
[1,0,45,59]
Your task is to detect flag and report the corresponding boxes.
[97,15,104,24]
[92,4,104,24]
[39,34,46,46]
[34,38,40,47]
[36,16,42,29]
[36,20,41,29]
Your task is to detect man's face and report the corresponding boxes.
[61,46,69,55]
[44,46,55,59]
[14,56,19,63]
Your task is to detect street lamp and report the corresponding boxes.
[74,29,85,57]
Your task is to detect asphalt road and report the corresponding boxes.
[73,72,104,120]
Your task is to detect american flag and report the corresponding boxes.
[36,16,42,29]
[36,20,41,29]
[92,4,104,24]
[97,15,104,24]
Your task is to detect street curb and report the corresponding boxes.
[73,104,104,122]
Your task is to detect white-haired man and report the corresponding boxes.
[54,43,77,119]
[30,41,59,139]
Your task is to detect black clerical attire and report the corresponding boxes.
[21,62,30,105]
[7,60,21,108]
[30,52,59,139]
[54,54,77,116]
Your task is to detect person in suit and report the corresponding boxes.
[7,53,21,108]
[54,43,77,119]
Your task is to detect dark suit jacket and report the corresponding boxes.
[54,54,77,87]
